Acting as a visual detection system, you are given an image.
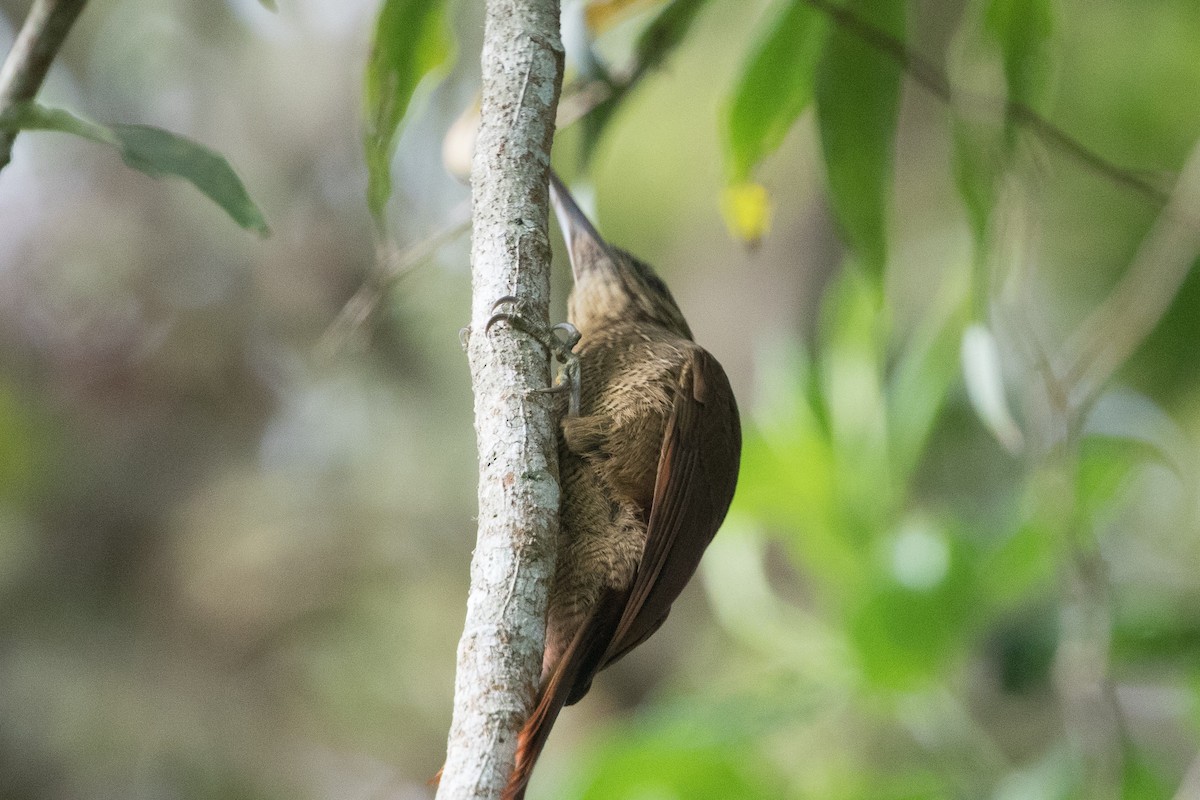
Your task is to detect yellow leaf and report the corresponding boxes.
[721,181,774,245]
[584,0,665,33]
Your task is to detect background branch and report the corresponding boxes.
[800,0,1170,207]
[1062,138,1200,408]
[436,0,564,797]
[316,202,471,357]
[0,0,89,171]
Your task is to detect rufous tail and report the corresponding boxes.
[502,589,625,800]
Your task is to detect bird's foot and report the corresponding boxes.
[486,296,582,416]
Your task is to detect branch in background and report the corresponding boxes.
[436,0,565,797]
[1176,754,1200,800]
[1056,508,1127,800]
[0,0,89,171]
[799,0,1171,207]
[1063,139,1200,409]
[316,202,471,357]
[795,0,1196,454]
[325,0,701,350]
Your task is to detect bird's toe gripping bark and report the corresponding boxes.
[486,297,582,416]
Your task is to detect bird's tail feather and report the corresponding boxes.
[502,587,626,800]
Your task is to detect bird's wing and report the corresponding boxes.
[600,346,741,671]
[505,347,740,800]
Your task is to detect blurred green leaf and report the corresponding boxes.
[570,742,769,800]
[631,0,709,74]
[814,0,905,279]
[364,0,454,225]
[580,0,711,158]
[981,518,1059,608]
[565,686,807,800]
[0,386,40,501]
[0,103,269,234]
[819,268,892,535]
[1127,255,1200,400]
[1112,607,1200,667]
[1121,743,1171,800]
[732,348,854,584]
[849,522,977,689]
[952,119,1003,257]
[888,299,968,483]
[1076,437,1145,516]
[1082,388,1193,479]
[952,0,1053,255]
[702,524,851,674]
[258,0,278,10]
[985,0,1054,114]
[722,0,827,182]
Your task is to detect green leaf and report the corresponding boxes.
[723,0,828,182]
[258,0,278,10]
[1111,601,1200,666]
[814,0,905,279]
[0,103,268,234]
[568,686,805,800]
[580,0,711,159]
[1121,743,1171,800]
[730,345,865,589]
[849,523,977,689]
[982,518,1059,608]
[887,298,967,483]
[818,267,892,535]
[0,385,43,501]
[573,738,771,800]
[985,0,1054,113]
[363,0,454,226]
[631,0,708,74]
[951,119,1004,258]
[952,0,1053,255]
[990,611,1058,693]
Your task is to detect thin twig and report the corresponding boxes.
[1175,752,1200,800]
[378,199,472,283]
[0,0,89,171]
[1062,138,1200,409]
[316,200,470,358]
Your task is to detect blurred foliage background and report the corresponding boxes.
[1,0,1199,798]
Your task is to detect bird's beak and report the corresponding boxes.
[548,171,614,281]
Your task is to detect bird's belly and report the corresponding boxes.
[543,456,644,671]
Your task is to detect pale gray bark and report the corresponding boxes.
[437,1,564,798]
[0,0,89,171]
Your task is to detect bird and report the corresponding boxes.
[491,172,741,799]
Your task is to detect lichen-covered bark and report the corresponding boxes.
[436,1,564,798]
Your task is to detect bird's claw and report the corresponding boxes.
[533,351,581,417]
[485,297,582,416]
[484,295,523,336]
